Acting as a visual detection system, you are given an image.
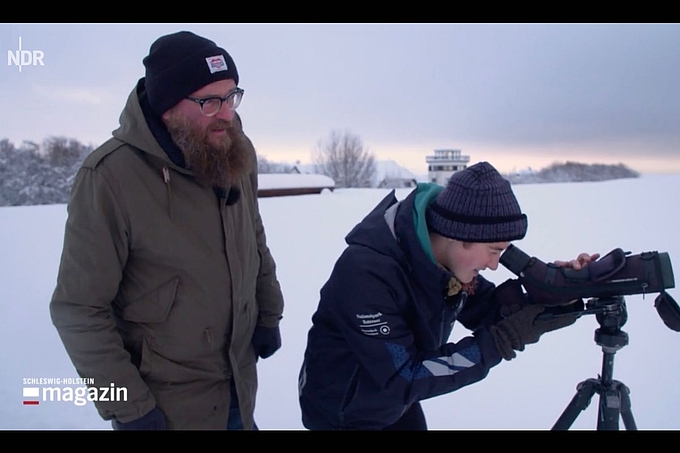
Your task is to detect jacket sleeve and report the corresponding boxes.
[326,250,502,426]
[237,113,284,328]
[49,165,156,423]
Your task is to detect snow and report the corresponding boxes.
[258,173,334,190]
[282,159,416,187]
[1,175,679,430]
[373,159,417,185]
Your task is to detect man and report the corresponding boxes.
[50,31,284,430]
[298,161,597,430]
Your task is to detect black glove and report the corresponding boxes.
[493,278,531,319]
[490,303,579,361]
[251,325,281,359]
[112,406,166,430]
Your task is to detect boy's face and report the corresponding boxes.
[433,239,510,283]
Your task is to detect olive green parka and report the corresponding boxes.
[50,80,284,429]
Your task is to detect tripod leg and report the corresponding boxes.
[596,386,621,430]
[552,379,599,430]
[616,381,637,430]
[596,380,638,430]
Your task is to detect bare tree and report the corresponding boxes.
[43,136,92,167]
[313,130,376,188]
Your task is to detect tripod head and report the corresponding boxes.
[585,296,629,353]
[537,295,630,352]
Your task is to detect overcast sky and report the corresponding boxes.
[2,23,679,175]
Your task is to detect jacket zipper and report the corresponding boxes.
[162,166,174,221]
[440,291,468,344]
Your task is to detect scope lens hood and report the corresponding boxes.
[655,292,680,332]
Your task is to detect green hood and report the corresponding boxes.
[412,182,443,264]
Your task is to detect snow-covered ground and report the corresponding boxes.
[1,175,679,430]
[258,173,334,190]
[291,159,417,187]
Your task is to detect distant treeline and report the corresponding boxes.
[504,161,640,184]
[0,137,94,207]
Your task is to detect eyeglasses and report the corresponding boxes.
[185,88,245,117]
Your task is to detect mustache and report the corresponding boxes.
[208,118,233,132]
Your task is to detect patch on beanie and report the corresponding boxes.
[206,55,228,74]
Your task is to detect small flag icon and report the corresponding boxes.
[23,387,39,405]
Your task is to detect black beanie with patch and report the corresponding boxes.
[143,31,239,116]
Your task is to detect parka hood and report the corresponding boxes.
[344,184,453,294]
[112,78,191,175]
[344,190,405,264]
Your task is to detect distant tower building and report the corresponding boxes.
[425,149,470,186]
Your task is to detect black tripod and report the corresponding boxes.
[552,296,637,430]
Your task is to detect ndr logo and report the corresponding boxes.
[7,37,44,72]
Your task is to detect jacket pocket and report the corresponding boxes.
[138,336,153,378]
[121,277,179,323]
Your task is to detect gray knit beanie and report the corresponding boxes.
[426,161,528,242]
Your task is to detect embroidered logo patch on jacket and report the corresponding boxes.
[356,312,390,336]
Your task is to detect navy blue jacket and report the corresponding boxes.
[299,184,504,430]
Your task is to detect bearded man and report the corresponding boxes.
[50,31,285,430]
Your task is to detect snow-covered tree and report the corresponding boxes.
[0,136,94,206]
